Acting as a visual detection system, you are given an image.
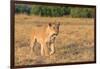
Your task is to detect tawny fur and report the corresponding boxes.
[30,23,60,56]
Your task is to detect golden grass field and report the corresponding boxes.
[15,14,95,66]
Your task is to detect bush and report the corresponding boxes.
[30,6,70,17]
[70,7,94,18]
[15,4,95,18]
[15,4,31,15]
[15,4,24,13]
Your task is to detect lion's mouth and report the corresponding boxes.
[51,33,57,40]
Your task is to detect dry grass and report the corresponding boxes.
[15,14,95,66]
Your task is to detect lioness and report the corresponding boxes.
[30,22,60,56]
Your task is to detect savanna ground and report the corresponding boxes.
[15,14,95,66]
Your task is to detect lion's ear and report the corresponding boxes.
[49,23,52,27]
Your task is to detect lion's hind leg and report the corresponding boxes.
[30,38,36,55]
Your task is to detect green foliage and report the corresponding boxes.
[15,4,95,18]
[15,4,31,15]
[70,7,95,18]
[15,4,24,13]
[29,5,70,17]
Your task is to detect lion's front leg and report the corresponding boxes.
[50,43,55,55]
[41,42,49,56]
[44,43,49,56]
[41,43,49,56]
